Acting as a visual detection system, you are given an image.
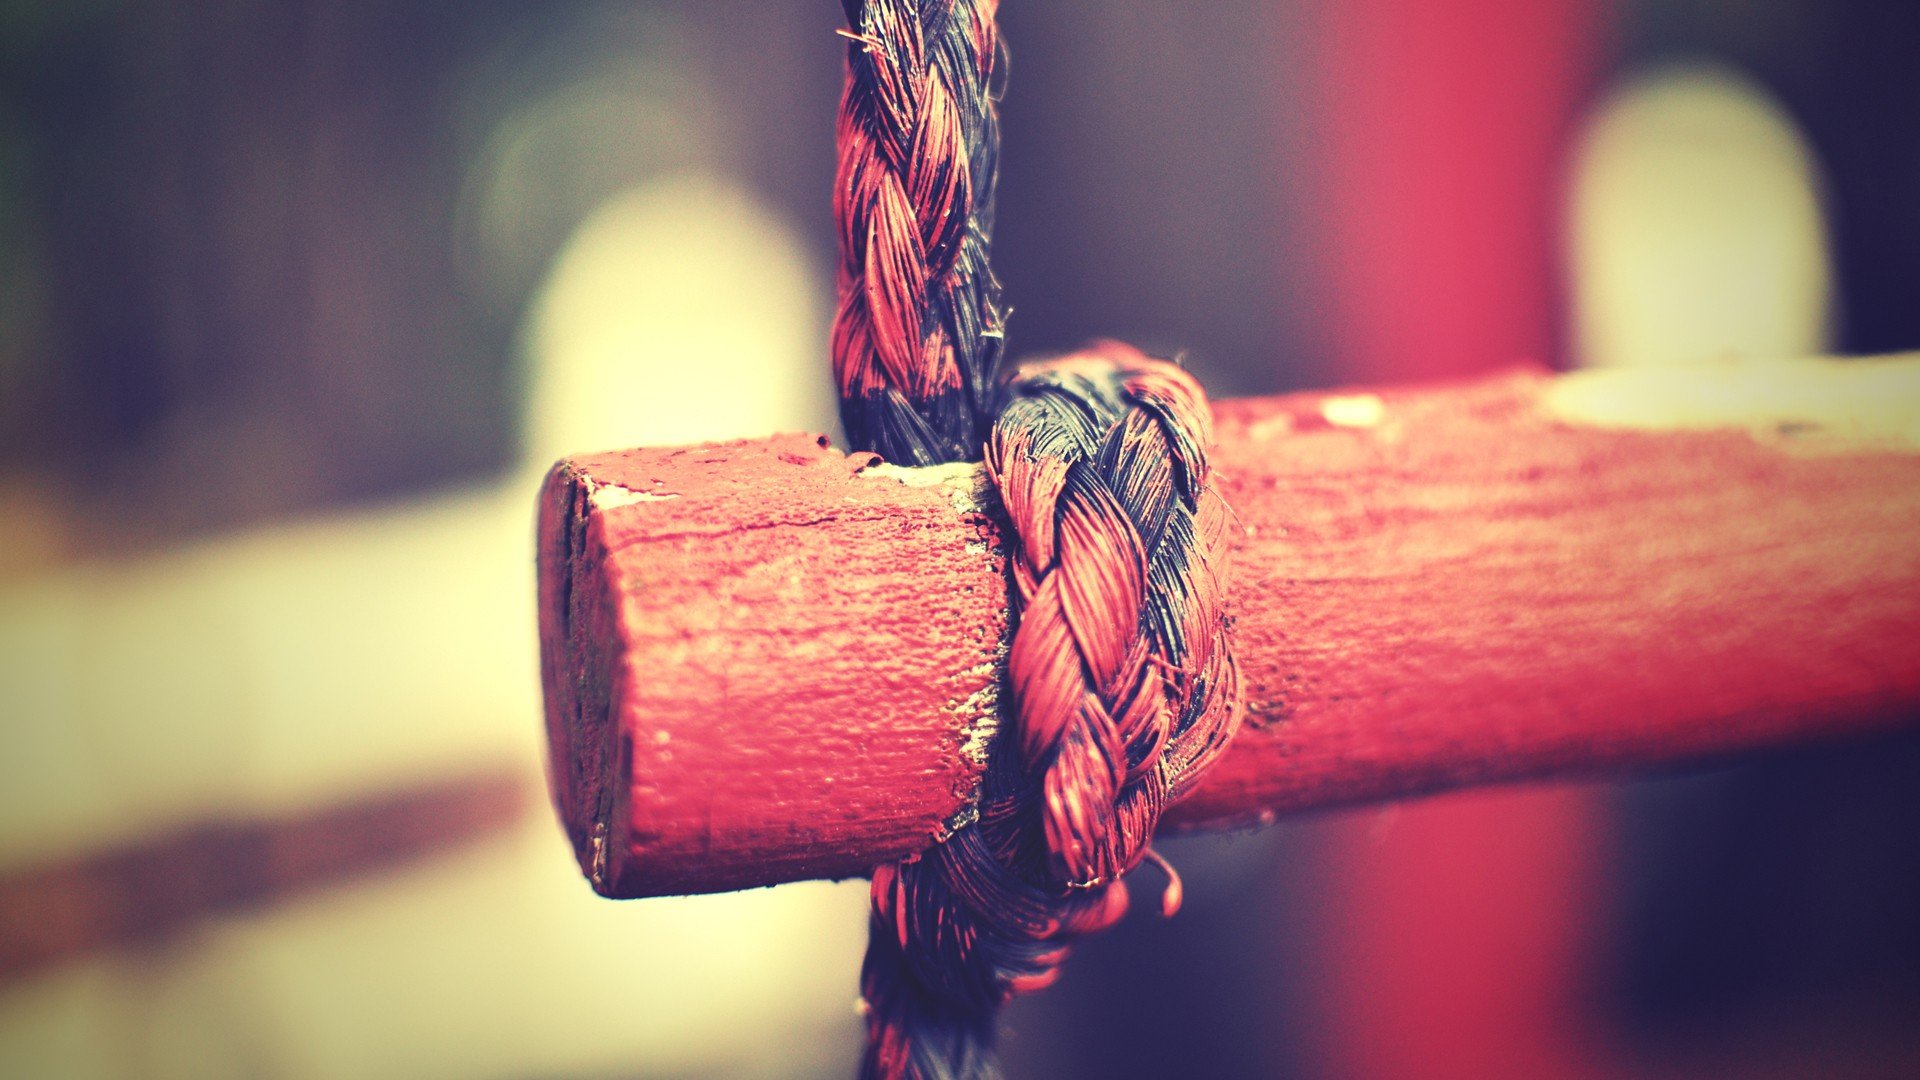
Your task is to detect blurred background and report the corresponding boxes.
[2,1,1918,1076]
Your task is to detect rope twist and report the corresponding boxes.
[832,0,1006,466]
[833,5,1240,1076]
[859,344,1241,1079]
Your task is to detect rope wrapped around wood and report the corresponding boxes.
[858,342,1242,1079]
[829,3,1240,1074]
[832,0,1006,466]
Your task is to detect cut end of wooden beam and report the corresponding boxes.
[537,462,624,894]
[537,435,1008,898]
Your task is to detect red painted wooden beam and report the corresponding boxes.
[538,361,1920,899]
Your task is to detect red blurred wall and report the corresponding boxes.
[1296,1,1615,1076]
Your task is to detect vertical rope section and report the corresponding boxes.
[858,343,1242,1079]
[833,5,1240,1076]
[833,0,1006,467]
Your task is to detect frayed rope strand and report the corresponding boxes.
[833,0,1007,467]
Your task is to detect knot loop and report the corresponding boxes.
[860,342,1241,1080]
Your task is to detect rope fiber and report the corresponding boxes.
[833,0,1006,466]
[833,6,1241,1077]
[858,345,1242,1079]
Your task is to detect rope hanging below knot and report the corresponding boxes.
[859,343,1242,1080]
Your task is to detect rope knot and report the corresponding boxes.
[834,8,1239,1077]
[861,342,1241,1080]
[989,342,1240,888]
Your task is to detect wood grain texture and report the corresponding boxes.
[539,436,1007,898]
[539,363,1920,899]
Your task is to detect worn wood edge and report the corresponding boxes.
[859,459,1008,840]
[536,461,618,892]
[537,436,1010,897]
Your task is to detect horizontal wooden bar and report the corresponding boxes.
[0,770,527,982]
[538,358,1920,899]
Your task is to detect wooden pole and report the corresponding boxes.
[0,771,526,984]
[538,358,1920,899]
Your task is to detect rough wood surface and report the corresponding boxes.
[539,360,1920,899]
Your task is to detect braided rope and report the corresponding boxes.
[859,343,1242,1079]
[833,0,1006,467]
[830,4,1239,1075]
